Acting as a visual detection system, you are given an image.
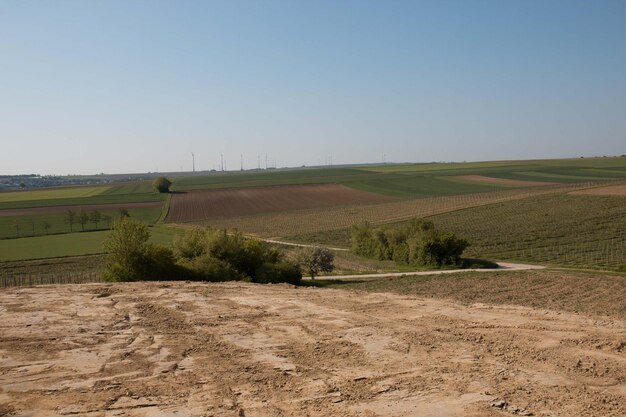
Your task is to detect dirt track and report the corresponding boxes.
[1,282,625,416]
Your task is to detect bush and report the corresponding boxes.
[255,262,302,285]
[351,218,469,267]
[181,254,246,282]
[173,226,298,284]
[295,246,335,279]
[152,176,172,193]
[103,218,178,281]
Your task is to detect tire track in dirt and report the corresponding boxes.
[0,282,624,416]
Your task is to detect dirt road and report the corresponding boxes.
[1,282,624,416]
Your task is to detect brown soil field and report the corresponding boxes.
[0,201,162,217]
[454,175,557,187]
[1,279,624,416]
[165,184,395,223]
[570,183,626,196]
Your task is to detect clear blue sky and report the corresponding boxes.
[1,0,625,174]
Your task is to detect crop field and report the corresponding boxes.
[0,225,185,262]
[0,185,110,203]
[165,184,395,223]
[452,175,557,187]
[426,193,626,270]
[0,181,165,211]
[0,205,163,240]
[570,183,626,196]
[195,183,591,238]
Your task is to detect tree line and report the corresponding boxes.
[9,207,131,238]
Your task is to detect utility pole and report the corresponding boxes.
[191,152,195,172]
[240,154,243,171]
[265,154,268,170]
[220,153,224,172]
[257,154,260,170]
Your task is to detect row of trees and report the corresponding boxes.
[65,207,129,232]
[9,208,129,238]
[103,218,334,283]
[351,218,469,267]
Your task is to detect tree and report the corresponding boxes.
[152,177,172,193]
[295,246,335,279]
[65,209,76,232]
[118,208,130,218]
[42,221,51,235]
[89,210,102,229]
[77,208,89,232]
[102,217,177,281]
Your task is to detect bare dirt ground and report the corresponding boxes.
[165,184,395,223]
[453,175,557,187]
[1,281,625,416]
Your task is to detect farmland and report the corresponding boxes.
[0,225,184,262]
[2,157,626,267]
[166,184,395,223]
[192,183,594,238]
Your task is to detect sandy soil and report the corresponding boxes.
[0,282,624,417]
[454,176,557,187]
[0,202,162,218]
[165,184,395,223]
[570,184,626,196]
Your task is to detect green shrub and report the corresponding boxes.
[152,177,172,193]
[255,262,302,285]
[351,218,469,267]
[294,246,335,279]
[103,218,178,281]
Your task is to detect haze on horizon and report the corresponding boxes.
[1,0,625,175]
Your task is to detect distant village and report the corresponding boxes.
[0,175,115,191]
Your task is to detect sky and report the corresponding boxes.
[1,0,625,175]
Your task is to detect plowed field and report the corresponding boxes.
[0,279,624,416]
[165,184,395,223]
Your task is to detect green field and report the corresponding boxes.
[0,224,185,262]
[0,207,163,240]
[170,157,626,199]
[0,186,111,203]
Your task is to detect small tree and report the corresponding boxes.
[89,210,102,229]
[103,217,151,281]
[118,208,130,219]
[65,209,76,232]
[29,218,35,236]
[295,246,335,279]
[77,208,89,232]
[152,177,172,193]
[103,217,177,282]
[42,221,51,235]
[13,220,20,238]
